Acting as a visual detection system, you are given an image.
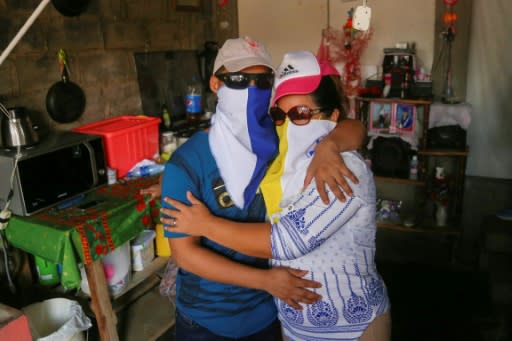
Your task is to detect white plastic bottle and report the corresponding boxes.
[409,155,418,180]
[185,76,203,121]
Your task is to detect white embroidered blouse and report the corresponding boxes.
[269,151,390,341]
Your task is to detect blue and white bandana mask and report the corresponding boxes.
[209,86,278,209]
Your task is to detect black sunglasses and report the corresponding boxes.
[215,72,274,90]
[269,105,328,126]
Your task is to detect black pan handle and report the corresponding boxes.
[58,48,70,83]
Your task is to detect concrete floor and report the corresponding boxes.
[120,260,509,341]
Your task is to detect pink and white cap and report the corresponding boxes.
[272,51,340,105]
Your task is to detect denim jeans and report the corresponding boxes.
[174,310,283,341]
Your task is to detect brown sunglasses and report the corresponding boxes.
[269,105,328,126]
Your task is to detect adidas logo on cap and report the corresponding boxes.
[279,65,299,78]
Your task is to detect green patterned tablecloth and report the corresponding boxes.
[5,176,160,289]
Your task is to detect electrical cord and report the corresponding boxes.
[0,142,21,293]
[0,232,16,293]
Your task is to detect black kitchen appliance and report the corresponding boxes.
[382,48,415,98]
[427,124,467,150]
[0,132,107,216]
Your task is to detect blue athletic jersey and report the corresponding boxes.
[162,131,277,338]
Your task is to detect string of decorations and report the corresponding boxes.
[317,7,372,117]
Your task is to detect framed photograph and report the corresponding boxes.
[173,0,202,11]
[369,101,393,133]
[394,103,416,133]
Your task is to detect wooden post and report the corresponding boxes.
[85,260,119,341]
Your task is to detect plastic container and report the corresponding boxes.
[155,223,171,257]
[34,256,60,286]
[22,298,92,341]
[185,76,203,121]
[102,242,131,295]
[80,242,131,296]
[131,229,156,271]
[73,115,160,177]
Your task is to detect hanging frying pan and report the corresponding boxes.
[51,0,91,17]
[46,49,86,123]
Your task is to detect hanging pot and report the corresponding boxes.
[51,0,91,17]
[46,50,86,123]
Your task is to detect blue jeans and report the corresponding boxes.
[174,310,283,341]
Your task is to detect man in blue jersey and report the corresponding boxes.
[161,36,365,340]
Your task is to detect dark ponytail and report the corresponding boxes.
[311,75,348,120]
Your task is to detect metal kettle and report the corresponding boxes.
[1,107,39,148]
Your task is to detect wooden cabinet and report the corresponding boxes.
[355,97,468,235]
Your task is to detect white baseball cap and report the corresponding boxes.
[272,50,340,105]
[213,36,275,74]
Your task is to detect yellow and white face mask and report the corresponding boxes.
[260,118,336,222]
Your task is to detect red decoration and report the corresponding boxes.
[135,200,146,212]
[218,0,229,7]
[443,11,458,26]
[317,8,372,117]
[141,214,151,226]
[441,1,458,40]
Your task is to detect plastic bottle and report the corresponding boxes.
[409,155,418,180]
[127,164,165,178]
[185,76,203,121]
[382,73,392,98]
[34,256,60,286]
[161,103,172,130]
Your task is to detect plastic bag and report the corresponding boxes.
[22,298,92,341]
[159,258,178,301]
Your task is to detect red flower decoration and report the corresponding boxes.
[141,215,151,226]
[95,244,106,256]
[135,200,146,212]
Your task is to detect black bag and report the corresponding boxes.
[371,136,411,178]
[427,125,467,150]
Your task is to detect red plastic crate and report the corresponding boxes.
[73,116,160,177]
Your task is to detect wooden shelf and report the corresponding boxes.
[374,176,425,186]
[112,256,169,300]
[356,97,467,247]
[356,97,432,105]
[377,221,461,235]
[418,149,469,157]
[77,256,170,317]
